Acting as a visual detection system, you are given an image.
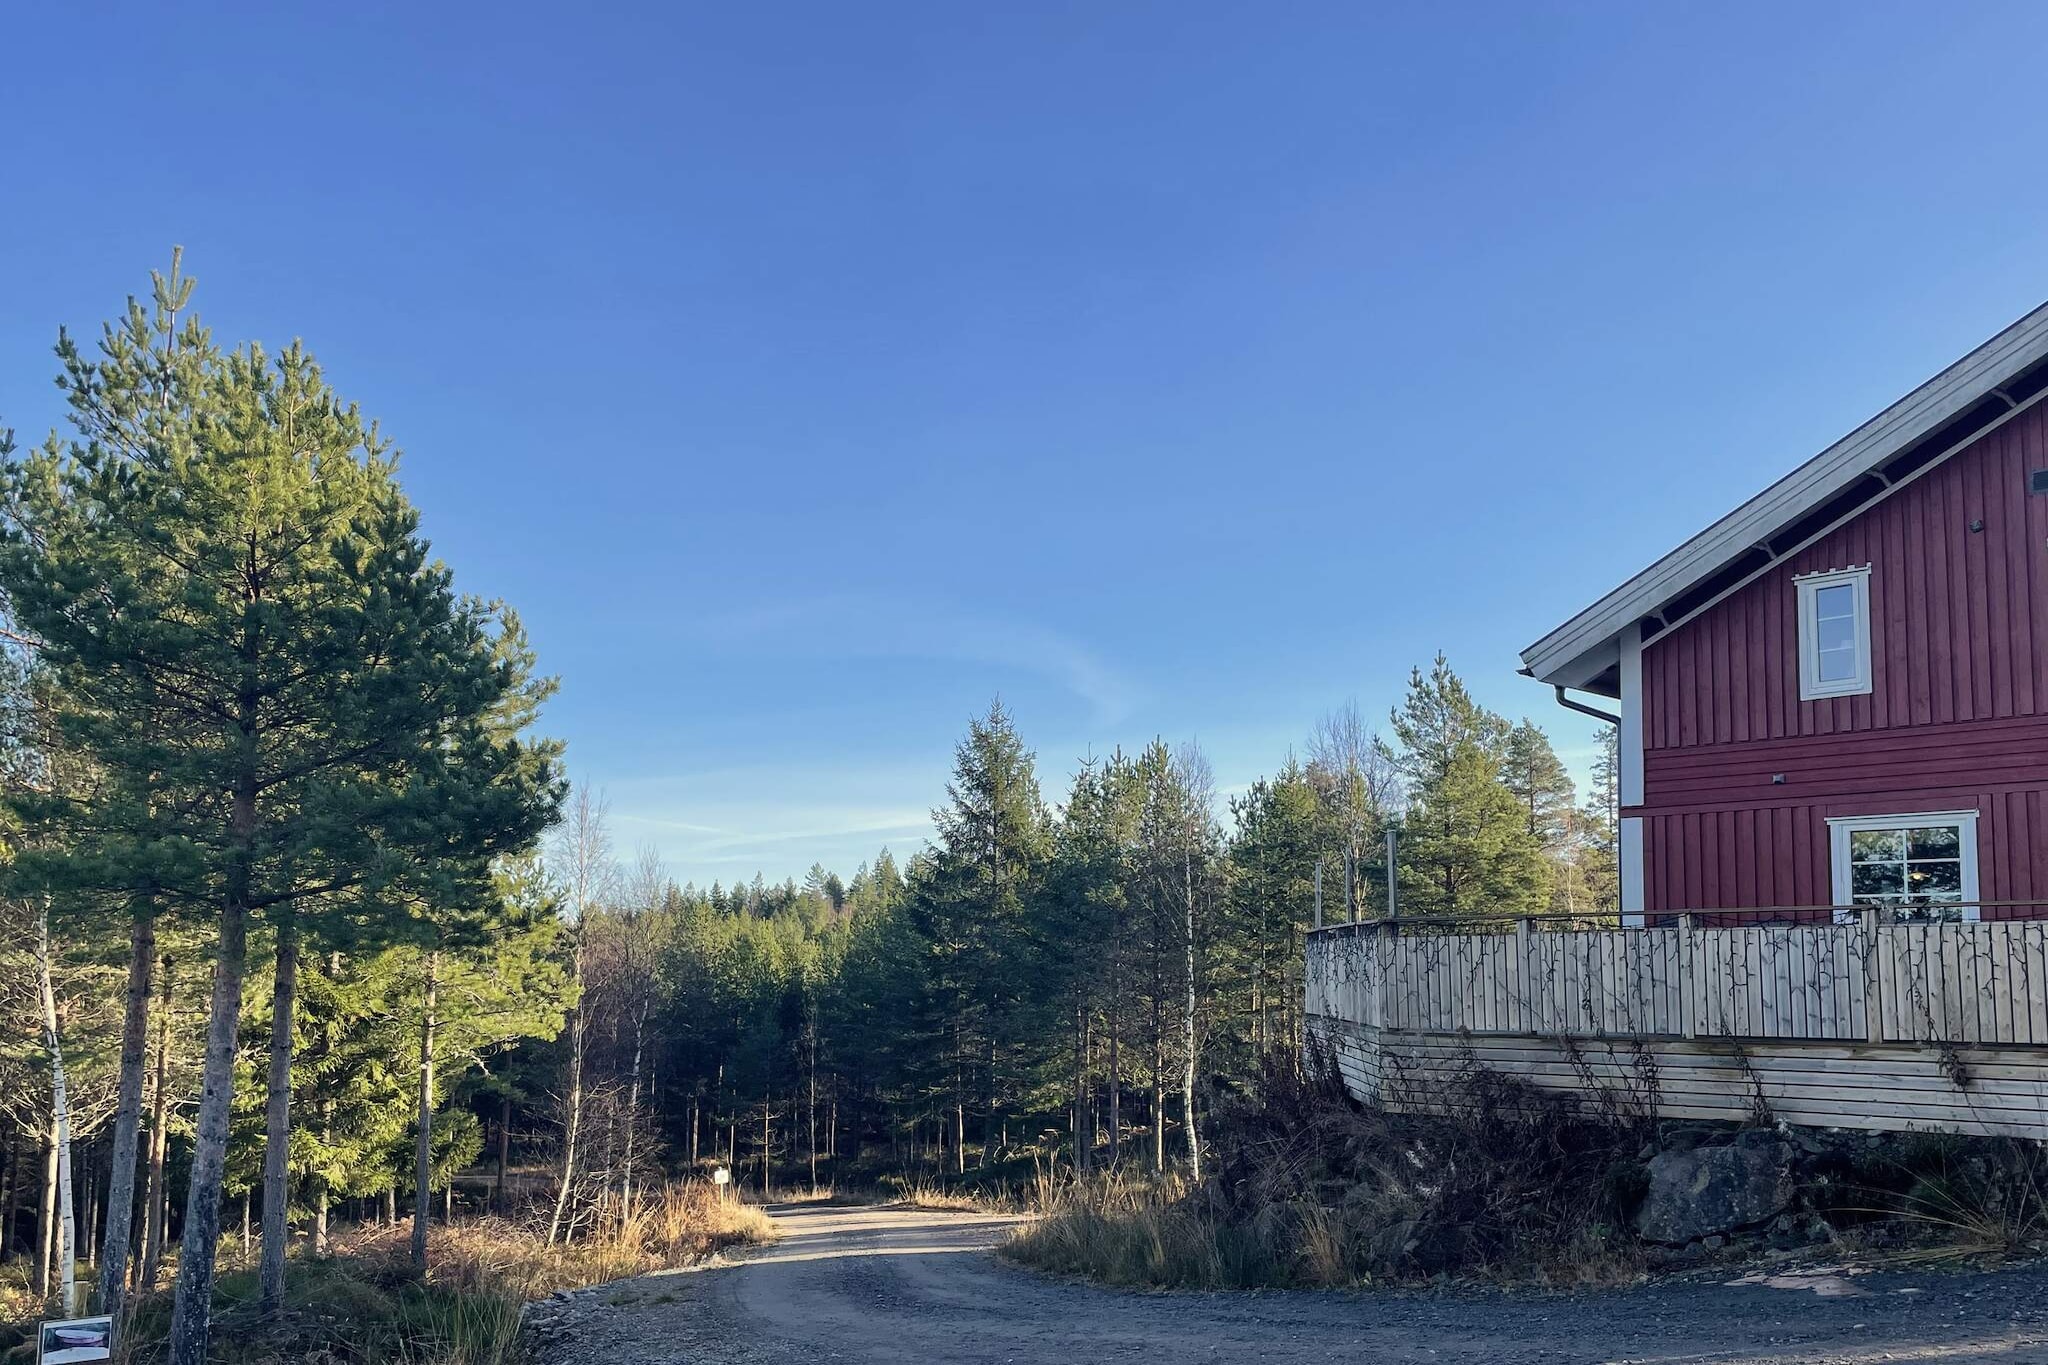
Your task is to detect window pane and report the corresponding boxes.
[1815,612,1858,654]
[1818,644,1859,682]
[1893,902,1966,924]
[1852,862,1905,898]
[1910,860,1963,895]
[1909,825,1961,858]
[1850,828,1905,862]
[1814,582,1857,621]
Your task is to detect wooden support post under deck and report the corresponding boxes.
[1514,917,1534,1035]
[1679,914,1697,1040]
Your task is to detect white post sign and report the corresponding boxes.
[39,1315,112,1365]
[711,1165,731,1201]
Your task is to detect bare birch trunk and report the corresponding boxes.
[37,903,76,1314]
[546,943,585,1245]
[35,1129,56,1300]
[621,999,646,1217]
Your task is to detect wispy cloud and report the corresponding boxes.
[693,594,1144,725]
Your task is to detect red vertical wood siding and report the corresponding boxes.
[1638,402,2048,917]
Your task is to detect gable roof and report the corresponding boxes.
[1522,300,2048,696]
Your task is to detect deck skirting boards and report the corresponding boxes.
[1306,1016,2048,1139]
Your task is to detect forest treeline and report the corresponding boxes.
[594,663,1619,1201]
[0,259,1615,1357]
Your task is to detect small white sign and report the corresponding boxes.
[39,1315,112,1365]
[711,1166,731,1185]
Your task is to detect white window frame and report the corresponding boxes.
[1826,810,1979,924]
[1796,565,1873,700]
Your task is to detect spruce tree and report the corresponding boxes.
[915,700,1047,1170]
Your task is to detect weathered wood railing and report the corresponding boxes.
[1304,907,2048,1138]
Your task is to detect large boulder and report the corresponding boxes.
[1635,1133,1795,1245]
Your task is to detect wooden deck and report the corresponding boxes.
[1305,912,2048,1138]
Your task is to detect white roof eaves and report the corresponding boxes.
[1522,299,2048,685]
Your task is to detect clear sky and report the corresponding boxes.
[7,3,2048,886]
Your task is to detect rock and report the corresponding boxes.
[1635,1139,1795,1245]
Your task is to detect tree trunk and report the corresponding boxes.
[760,1100,770,1199]
[166,887,251,1365]
[35,1128,55,1302]
[1107,1007,1121,1167]
[101,907,157,1317]
[688,1093,700,1167]
[258,918,299,1314]
[139,959,174,1290]
[495,1096,512,1215]
[1183,851,1201,1180]
[83,1145,98,1270]
[312,1177,329,1260]
[37,903,76,1314]
[545,938,585,1245]
[1073,1004,1090,1175]
[411,953,438,1272]
[622,999,646,1218]
[1,1124,18,1261]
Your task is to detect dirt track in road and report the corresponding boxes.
[535,1203,2048,1364]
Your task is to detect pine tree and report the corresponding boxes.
[1384,656,1549,917]
[0,258,563,1359]
[1577,726,1621,912]
[1501,720,1580,909]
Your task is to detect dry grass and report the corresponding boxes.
[887,1179,999,1213]
[419,1181,775,1300]
[1007,1061,1652,1291]
[91,1179,775,1365]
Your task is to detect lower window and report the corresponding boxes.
[1827,811,1979,923]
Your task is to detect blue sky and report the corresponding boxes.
[7,2,2048,885]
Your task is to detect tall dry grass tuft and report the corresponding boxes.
[406,1180,775,1301]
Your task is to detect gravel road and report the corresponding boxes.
[527,1203,2048,1364]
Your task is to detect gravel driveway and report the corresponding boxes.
[528,1203,2048,1364]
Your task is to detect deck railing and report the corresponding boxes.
[1306,905,2048,1049]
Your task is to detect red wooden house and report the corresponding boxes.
[1523,303,2048,924]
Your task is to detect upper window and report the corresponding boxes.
[1828,810,1979,923]
[1796,565,1872,700]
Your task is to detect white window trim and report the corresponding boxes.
[1826,809,1979,924]
[1796,565,1873,700]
